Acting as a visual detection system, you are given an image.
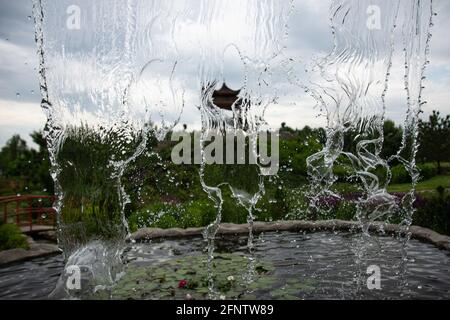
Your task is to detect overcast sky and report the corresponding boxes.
[1,0,450,148]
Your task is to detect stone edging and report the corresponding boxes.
[2,220,448,266]
[0,237,60,266]
[130,220,450,251]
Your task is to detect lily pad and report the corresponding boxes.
[109,253,279,300]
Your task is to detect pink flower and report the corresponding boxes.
[178,279,188,288]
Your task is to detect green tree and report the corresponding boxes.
[418,111,450,172]
[342,119,403,159]
[0,132,53,195]
[381,120,403,159]
[0,135,30,177]
[30,131,53,194]
[0,135,32,194]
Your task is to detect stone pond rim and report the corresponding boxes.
[1,220,449,266]
[130,220,450,252]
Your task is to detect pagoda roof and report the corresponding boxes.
[212,83,242,110]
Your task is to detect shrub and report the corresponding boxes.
[0,224,29,251]
[390,164,410,184]
[418,163,439,180]
[180,200,216,228]
[335,202,357,221]
[333,165,352,182]
[390,163,439,185]
[413,187,450,236]
[127,199,217,231]
[152,214,180,229]
[127,202,182,231]
[255,183,291,221]
[221,195,248,225]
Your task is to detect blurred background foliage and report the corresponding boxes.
[0,111,449,235]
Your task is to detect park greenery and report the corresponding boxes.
[0,221,29,251]
[0,110,449,244]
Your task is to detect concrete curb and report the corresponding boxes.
[2,220,448,266]
[130,220,450,251]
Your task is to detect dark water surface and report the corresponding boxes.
[1,231,450,299]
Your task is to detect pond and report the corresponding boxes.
[1,231,450,299]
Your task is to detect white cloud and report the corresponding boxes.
[0,0,449,148]
[0,99,45,147]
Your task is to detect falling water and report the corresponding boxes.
[195,1,291,298]
[32,0,185,297]
[32,0,433,299]
[302,0,434,293]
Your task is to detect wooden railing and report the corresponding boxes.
[0,195,56,233]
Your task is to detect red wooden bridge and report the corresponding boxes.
[0,195,56,234]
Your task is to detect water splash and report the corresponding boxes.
[32,0,184,297]
[302,0,432,231]
[301,0,433,292]
[32,0,434,299]
[194,1,291,298]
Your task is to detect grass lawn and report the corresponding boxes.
[388,174,450,193]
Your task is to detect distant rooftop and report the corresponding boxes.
[211,83,242,111]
